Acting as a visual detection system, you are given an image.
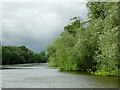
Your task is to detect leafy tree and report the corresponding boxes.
[86,2,105,20]
[2,45,48,65]
[46,2,119,76]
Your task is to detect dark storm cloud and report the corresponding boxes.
[2,2,88,53]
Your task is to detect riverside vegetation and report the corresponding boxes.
[46,2,119,76]
[2,46,48,65]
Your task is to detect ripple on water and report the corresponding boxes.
[2,63,118,88]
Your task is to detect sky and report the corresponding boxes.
[2,2,88,53]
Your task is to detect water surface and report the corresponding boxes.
[2,63,118,88]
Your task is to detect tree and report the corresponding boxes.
[46,2,119,76]
[86,2,105,20]
[2,45,48,65]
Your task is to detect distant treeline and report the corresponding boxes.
[2,46,48,65]
[46,2,119,76]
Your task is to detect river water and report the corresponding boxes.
[2,63,118,88]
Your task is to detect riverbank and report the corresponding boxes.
[2,63,118,77]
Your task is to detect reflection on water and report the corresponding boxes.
[2,63,118,88]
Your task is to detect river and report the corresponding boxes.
[1,63,118,88]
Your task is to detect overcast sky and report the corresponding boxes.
[2,2,88,53]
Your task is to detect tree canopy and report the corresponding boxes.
[46,2,119,76]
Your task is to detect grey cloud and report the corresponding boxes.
[2,2,88,53]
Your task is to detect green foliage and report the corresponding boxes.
[86,2,105,20]
[46,2,118,76]
[2,46,48,65]
[94,2,118,76]
[63,17,81,35]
